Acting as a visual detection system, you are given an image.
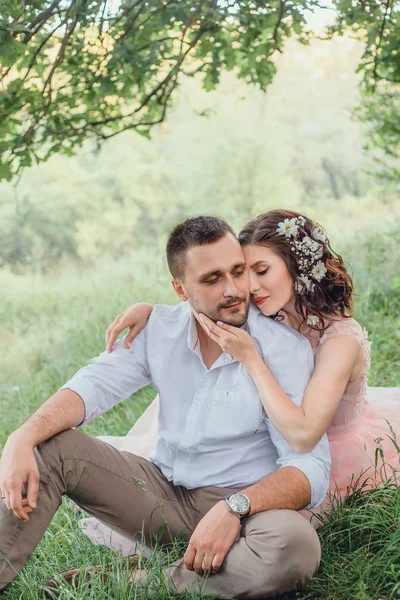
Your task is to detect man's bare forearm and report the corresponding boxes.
[242,466,311,515]
[9,389,85,448]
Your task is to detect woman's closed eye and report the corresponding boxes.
[256,268,268,276]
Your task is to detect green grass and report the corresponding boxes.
[0,211,399,599]
[283,477,400,600]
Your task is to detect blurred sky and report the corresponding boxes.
[305,1,336,30]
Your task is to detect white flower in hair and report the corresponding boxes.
[312,261,327,282]
[295,275,315,294]
[312,227,326,243]
[278,215,328,286]
[276,218,299,238]
[294,279,304,294]
[303,275,315,292]
[314,246,323,260]
[302,236,321,253]
[307,315,320,326]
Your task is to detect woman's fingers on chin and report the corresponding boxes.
[197,318,208,333]
[200,313,211,323]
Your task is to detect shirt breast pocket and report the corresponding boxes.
[205,391,262,441]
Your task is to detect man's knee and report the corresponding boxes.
[35,429,89,471]
[279,511,320,577]
[245,509,320,596]
[34,429,101,498]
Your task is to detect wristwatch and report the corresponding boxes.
[224,493,251,522]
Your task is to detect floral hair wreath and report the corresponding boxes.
[276,215,327,325]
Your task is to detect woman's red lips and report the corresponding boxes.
[254,296,269,306]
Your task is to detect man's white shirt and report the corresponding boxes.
[60,303,330,508]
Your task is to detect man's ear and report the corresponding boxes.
[172,279,188,301]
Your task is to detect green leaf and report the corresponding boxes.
[0,31,26,67]
[0,160,13,182]
[293,22,303,35]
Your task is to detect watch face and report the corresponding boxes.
[229,494,250,515]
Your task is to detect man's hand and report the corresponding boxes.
[0,434,39,522]
[184,500,240,575]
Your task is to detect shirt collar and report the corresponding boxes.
[187,308,200,353]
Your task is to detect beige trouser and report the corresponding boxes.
[0,429,321,598]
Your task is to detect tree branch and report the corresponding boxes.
[371,0,392,86]
[22,17,69,83]
[42,1,78,97]
[75,20,212,133]
[98,0,109,37]
[179,0,207,56]
[17,1,64,45]
[118,0,148,42]
[118,0,177,43]
[272,0,287,49]
[111,0,146,27]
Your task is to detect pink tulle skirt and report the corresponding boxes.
[303,388,400,523]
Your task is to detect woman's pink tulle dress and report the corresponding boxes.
[300,318,400,521]
[79,317,400,551]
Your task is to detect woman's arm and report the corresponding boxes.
[198,314,362,453]
[106,302,154,352]
[246,335,362,452]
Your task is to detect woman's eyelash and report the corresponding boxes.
[256,269,268,276]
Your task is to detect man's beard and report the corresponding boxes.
[191,296,250,327]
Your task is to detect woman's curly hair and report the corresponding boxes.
[238,209,354,334]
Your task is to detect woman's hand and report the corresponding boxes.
[197,313,260,366]
[105,302,154,353]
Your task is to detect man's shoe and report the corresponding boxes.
[43,554,145,598]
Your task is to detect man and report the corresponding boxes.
[0,216,330,598]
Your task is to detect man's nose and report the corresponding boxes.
[223,277,241,297]
[249,271,260,294]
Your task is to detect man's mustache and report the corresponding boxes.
[217,298,247,309]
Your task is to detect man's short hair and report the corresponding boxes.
[166,216,236,280]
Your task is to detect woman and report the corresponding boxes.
[100,210,400,523]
